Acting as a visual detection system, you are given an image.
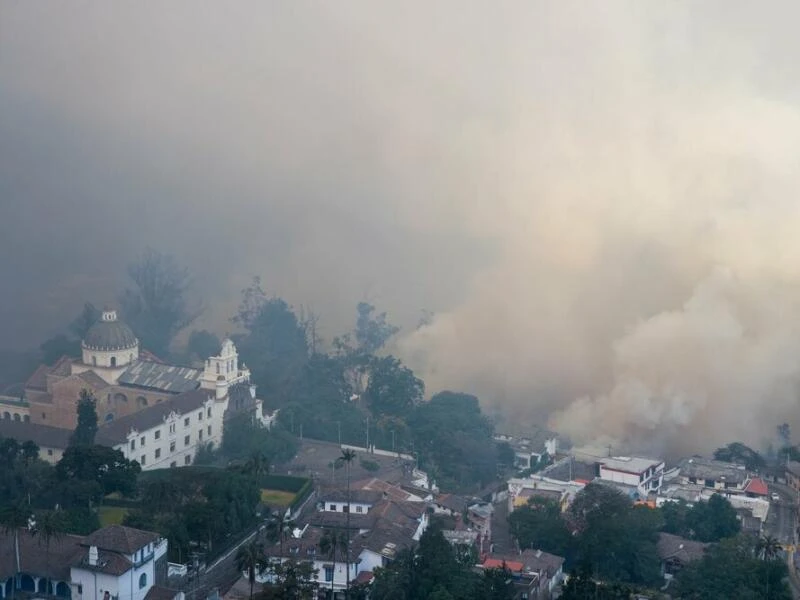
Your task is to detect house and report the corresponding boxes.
[743,477,769,499]
[786,461,800,497]
[496,427,559,471]
[98,389,225,470]
[511,488,565,510]
[598,456,664,497]
[656,533,707,579]
[481,549,565,599]
[678,457,748,492]
[507,476,585,514]
[540,455,597,485]
[317,489,383,515]
[351,478,425,503]
[0,523,168,600]
[432,494,470,516]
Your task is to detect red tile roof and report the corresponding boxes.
[483,558,524,572]
[744,477,769,496]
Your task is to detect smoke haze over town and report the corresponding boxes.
[4,1,800,457]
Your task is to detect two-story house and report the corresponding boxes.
[598,456,665,497]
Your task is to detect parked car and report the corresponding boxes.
[772,492,781,502]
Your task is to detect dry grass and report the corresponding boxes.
[260,489,296,507]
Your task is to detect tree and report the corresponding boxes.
[70,302,101,340]
[757,535,782,561]
[36,509,67,594]
[39,334,81,365]
[508,497,572,557]
[365,356,423,417]
[354,302,399,355]
[1,502,33,596]
[261,559,318,600]
[712,442,766,471]
[119,248,203,357]
[186,330,221,362]
[243,450,270,482]
[56,445,140,504]
[674,535,790,599]
[69,389,98,447]
[319,530,347,597]
[686,494,740,542]
[235,540,269,600]
[340,448,357,599]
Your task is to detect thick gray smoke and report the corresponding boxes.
[4,2,800,454]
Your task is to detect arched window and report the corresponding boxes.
[105,413,114,422]
[114,393,128,403]
[110,356,117,367]
[138,573,147,589]
[3,412,8,420]
[92,356,97,367]
[136,396,148,408]
[13,414,20,422]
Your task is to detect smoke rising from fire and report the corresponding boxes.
[4,2,800,453]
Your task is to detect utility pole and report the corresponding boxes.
[392,430,396,454]
[366,416,370,451]
[337,421,341,446]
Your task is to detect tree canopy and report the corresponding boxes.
[69,389,98,447]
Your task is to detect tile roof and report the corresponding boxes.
[318,489,383,505]
[0,529,85,580]
[78,370,110,389]
[0,419,74,449]
[84,524,161,555]
[118,361,202,394]
[743,477,769,496]
[98,389,211,443]
[25,364,52,391]
[434,494,469,513]
[679,457,748,485]
[144,586,181,600]
[656,533,708,564]
[483,558,525,572]
[71,547,133,576]
[352,478,420,502]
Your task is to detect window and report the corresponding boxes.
[140,455,146,466]
[170,462,177,468]
[41,412,46,420]
[207,408,212,418]
[329,504,337,512]
[92,356,97,367]
[207,425,212,436]
[184,435,190,446]
[138,574,147,589]
[23,415,29,423]
[110,356,117,367]
[140,436,146,447]
[155,448,161,459]
[184,417,190,427]
[12,414,19,422]
[169,423,176,434]
[47,449,53,456]
[184,455,191,465]
[170,441,176,453]
[198,411,203,421]
[324,566,334,582]
[343,505,350,513]
[131,440,136,451]
[356,505,363,514]
[198,430,203,441]
[2,412,7,419]
[154,430,161,440]
[105,413,114,422]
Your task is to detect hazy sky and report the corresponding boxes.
[4,2,800,454]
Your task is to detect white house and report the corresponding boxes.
[0,524,167,600]
[100,389,225,470]
[598,456,665,497]
[71,526,168,600]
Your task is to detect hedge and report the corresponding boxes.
[259,474,310,493]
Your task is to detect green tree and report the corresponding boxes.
[261,559,318,600]
[340,448,357,599]
[686,494,740,542]
[36,509,67,594]
[712,442,766,471]
[674,535,790,600]
[235,540,269,600]
[119,248,203,357]
[187,329,221,362]
[69,389,98,447]
[56,445,140,504]
[508,497,572,557]
[756,535,782,561]
[365,356,423,417]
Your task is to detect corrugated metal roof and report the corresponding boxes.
[118,360,202,393]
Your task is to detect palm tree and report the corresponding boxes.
[1,503,33,597]
[234,540,268,600]
[757,535,782,561]
[37,510,66,595]
[318,530,347,598]
[340,448,357,600]
[244,450,270,483]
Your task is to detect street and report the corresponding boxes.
[766,483,799,546]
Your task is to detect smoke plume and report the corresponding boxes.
[4,2,800,453]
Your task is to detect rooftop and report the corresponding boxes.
[118,361,202,394]
[84,524,161,555]
[743,477,769,497]
[600,456,663,475]
[656,532,708,563]
[678,457,748,485]
[98,389,212,443]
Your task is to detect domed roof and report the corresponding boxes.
[83,309,138,351]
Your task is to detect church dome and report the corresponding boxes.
[82,309,138,351]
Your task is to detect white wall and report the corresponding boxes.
[72,540,166,600]
[323,501,372,514]
[115,397,223,470]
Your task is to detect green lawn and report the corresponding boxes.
[260,489,296,507]
[98,506,129,526]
